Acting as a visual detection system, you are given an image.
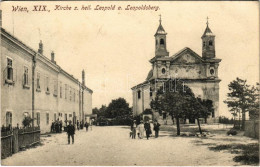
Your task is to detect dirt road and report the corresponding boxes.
[1,126,246,166]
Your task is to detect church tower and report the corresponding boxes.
[154,15,169,57]
[201,17,215,59]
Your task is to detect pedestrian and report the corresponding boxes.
[137,120,145,139]
[149,120,154,137]
[51,120,54,132]
[85,121,89,132]
[153,120,161,138]
[131,120,137,139]
[144,120,151,140]
[67,120,75,144]
[89,119,93,131]
[59,120,63,133]
[77,120,80,131]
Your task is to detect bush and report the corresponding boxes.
[227,129,237,135]
[22,116,33,127]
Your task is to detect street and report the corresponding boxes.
[1,126,254,166]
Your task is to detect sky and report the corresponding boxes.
[1,1,259,117]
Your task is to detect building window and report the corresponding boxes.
[23,66,29,88]
[150,87,153,97]
[69,87,72,101]
[6,112,12,127]
[54,113,57,121]
[5,58,14,85]
[45,76,50,94]
[73,89,76,102]
[36,112,40,126]
[60,82,62,98]
[46,113,49,124]
[162,68,166,74]
[65,84,67,99]
[203,41,206,47]
[53,80,57,97]
[36,72,41,91]
[212,109,215,118]
[210,69,215,75]
[65,114,67,121]
[137,90,141,99]
[69,114,72,117]
[160,39,164,45]
[209,40,213,46]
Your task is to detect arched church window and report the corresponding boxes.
[209,40,213,46]
[162,68,166,74]
[137,90,141,99]
[150,87,153,97]
[160,39,164,45]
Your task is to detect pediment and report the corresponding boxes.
[171,48,203,64]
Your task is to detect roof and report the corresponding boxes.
[202,25,215,38]
[1,27,93,93]
[155,22,167,36]
[146,69,153,81]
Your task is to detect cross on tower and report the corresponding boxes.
[206,16,209,26]
[159,14,162,24]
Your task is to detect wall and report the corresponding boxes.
[1,29,93,133]
[244,120,259,139]
[1,34,33,127]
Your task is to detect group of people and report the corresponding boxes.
[130,120,160,140]
[51,120,63,133]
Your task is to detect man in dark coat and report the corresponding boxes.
[130,120,137,139]
[67,120,75,144]
[85,121,89,132]
[153,120,161,138]
[144,120,151,140]
[77,120,80,131]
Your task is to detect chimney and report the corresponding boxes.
[38,40,43,54]
[51,51,56,64]
[82,70,85,86]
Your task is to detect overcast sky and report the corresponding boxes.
[1,1,259,117]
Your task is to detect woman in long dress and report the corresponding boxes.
[149,120,154,137]
[137,121,145,139]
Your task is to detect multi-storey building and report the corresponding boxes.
[1,28,93,133]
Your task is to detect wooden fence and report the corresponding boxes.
[1,127,41,159]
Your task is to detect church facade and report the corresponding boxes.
[131,18,221,121]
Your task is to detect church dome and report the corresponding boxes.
[146,69,153,80]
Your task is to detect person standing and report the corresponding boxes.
[149,120,154,137]
[85,121,89,132]
[137,121,145,139]
[131,120,137,139]
[77,120,80,131]
[144,120,151,140]
[154,120,161,138]
[67,121,75,144]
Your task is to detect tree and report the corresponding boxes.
[224,78,257,130]
[105,98,131,119]
[197,98,214,123]
[151,79,195,135]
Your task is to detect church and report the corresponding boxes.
[131,17,221,122]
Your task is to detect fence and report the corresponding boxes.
[1,127,41,159]
[244,120,259,139]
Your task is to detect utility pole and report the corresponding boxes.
[32,53,36,127]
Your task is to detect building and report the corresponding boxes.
[131,17,221,122]
[1,28,93,133]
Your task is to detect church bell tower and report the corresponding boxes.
[202,17,215,59]
[154,15,169,57]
